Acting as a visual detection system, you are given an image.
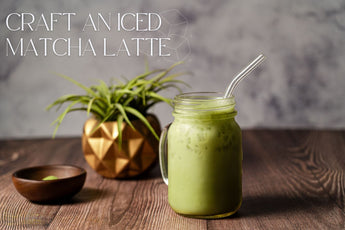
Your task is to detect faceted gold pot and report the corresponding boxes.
[82,115,161,178]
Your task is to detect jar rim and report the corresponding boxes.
[174,92,234,101]
[173,92,236,116]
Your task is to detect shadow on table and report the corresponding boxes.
[115,162,162,181]
[32,187,111,205]
[238,193,330,218]
[72,187,111,204]
[136,163,161,180]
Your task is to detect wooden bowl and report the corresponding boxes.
[12,165,86,203]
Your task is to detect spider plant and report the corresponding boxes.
[46,62,187,145]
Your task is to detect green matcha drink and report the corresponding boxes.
[159,92,242,218]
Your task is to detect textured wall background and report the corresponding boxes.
[1,0,345,138]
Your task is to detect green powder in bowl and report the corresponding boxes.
[42,175,59,181]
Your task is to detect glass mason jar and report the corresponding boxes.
[159,92,242,219]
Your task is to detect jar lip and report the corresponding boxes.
[173,92,236,115]
[174,92,235,106]
[174,92,235,101]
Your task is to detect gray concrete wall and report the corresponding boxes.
[1,0,345,138]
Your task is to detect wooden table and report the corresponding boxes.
[0,130,344,229]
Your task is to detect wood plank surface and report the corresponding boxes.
[0,130,344,229]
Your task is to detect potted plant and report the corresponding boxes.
[47,62,187,178]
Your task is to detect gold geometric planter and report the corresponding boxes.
[82,115,161,178]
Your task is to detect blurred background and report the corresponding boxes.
[1,0,345,139]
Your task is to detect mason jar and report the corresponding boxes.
[159,92,242,219]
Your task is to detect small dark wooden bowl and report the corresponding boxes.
[12,165,86,203]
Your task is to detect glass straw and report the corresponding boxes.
[224,54,266,98]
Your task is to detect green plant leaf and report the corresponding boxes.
[47,62,188,140]
[149,61,183,85]
[117,115,123,150]
[125,69,162,90]
[159,72,190,85]
[89,109,114,134]
[124,107,159,140]
[50,100,80,138]
[154,83,186,94]
[46,94,83,111]
[87,98,96,116]
[146,91,171,105]
[114,103,135,131]
[55,73,98,97]
[66,107,104,119]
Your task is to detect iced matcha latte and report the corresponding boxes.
[159,92,242,218]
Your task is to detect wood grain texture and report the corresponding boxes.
[0,130,344,229]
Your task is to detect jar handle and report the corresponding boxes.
[159,123,171,185]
